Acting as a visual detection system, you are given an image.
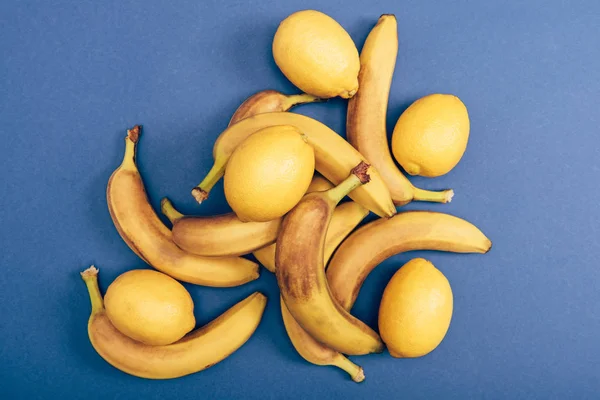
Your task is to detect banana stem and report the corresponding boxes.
[282,93,324,110]
[325,162,371,205]
[160,198,184,223]
[121,125,141,170]
[192,162,225,204]
[332,356,365,383]
[412,188,454,203]
[80,266,104,314]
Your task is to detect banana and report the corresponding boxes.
[254,201,368,273]
[161,198,281,257]
[280,298,365,383]
[347,15,453,205]
[326,211,492,310]
[107,126,259,287]
[276,162,384,356]
[81,266,266,379]
[192,112,396,218]
[277,199,368,382]
[193,90,321,203]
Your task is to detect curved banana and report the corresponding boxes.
[161,198,281,257]
[192,112,396,218]
[81,266,267,379]
[276,162,384,356]
[194,90,321,203]
[254,201,368,273]
[347,15,453,205]
[277,199,368,382]
[326,211,492,310]
[280,298,365,383]
[107,126,259,287]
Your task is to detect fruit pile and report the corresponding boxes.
[80,11,491,382]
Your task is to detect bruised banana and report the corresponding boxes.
[192,112,396,218]
[278,200,368,382]
[81,267,266,379]
[107,126,259,287]
[194,90,321,204]
[254,201,368,273]
[347,14,453,205]
[277,162,384,356]
[161,174,334,258]
[161,198,281,257]
[326,211,492,310]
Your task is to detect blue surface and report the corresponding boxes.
[1,0,599,398]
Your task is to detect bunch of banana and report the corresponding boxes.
[81,267,266,379]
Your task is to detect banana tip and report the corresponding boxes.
[351,161,371,184]
[80,265,99,278]
[445,189,455,203]
[191,187,209,204]
[352,367,365,383]
[127,125,142,143]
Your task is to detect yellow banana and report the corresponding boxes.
[255,201,368,273]
[277,162,384,356]
[81,267,266,379]
[107,126,259,287]
[347,15,453,205]
[192,112,396,218]
[161,198,281,257]
[193,90,321,203]
[326,211,492,310]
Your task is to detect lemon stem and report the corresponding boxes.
[325,162,371,205]
[412,188,454,203]
[332,356,365,383]
[192,161,225,204]
[160,198,185,223]
[281,93,324,110]
[80,266,104,314]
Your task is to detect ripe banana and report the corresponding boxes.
[161,198,281,257]
[107,126,259,287]
[280,298,365,383]
[276,162,384,356]
[81,266,266,379]
[193,90,321,203]
[326,211,492,310]
[277,199,368,382]
[254,201,368,273]
[347,14,453,205]
[192,112,396,218]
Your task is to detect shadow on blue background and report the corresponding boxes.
[1,0,599,399]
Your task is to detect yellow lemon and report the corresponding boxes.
[224,125,315,222]
[104,269,195,346]
[378,258,453,358]
[391,94,470,177]
[273,10,360,99]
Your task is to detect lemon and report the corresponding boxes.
[273,10,360,99]
[104,269,195,346]
[224,125,315,222]
[378,258,453,358]
[391,94,470,177]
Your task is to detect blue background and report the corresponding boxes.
[1,0,599,398]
